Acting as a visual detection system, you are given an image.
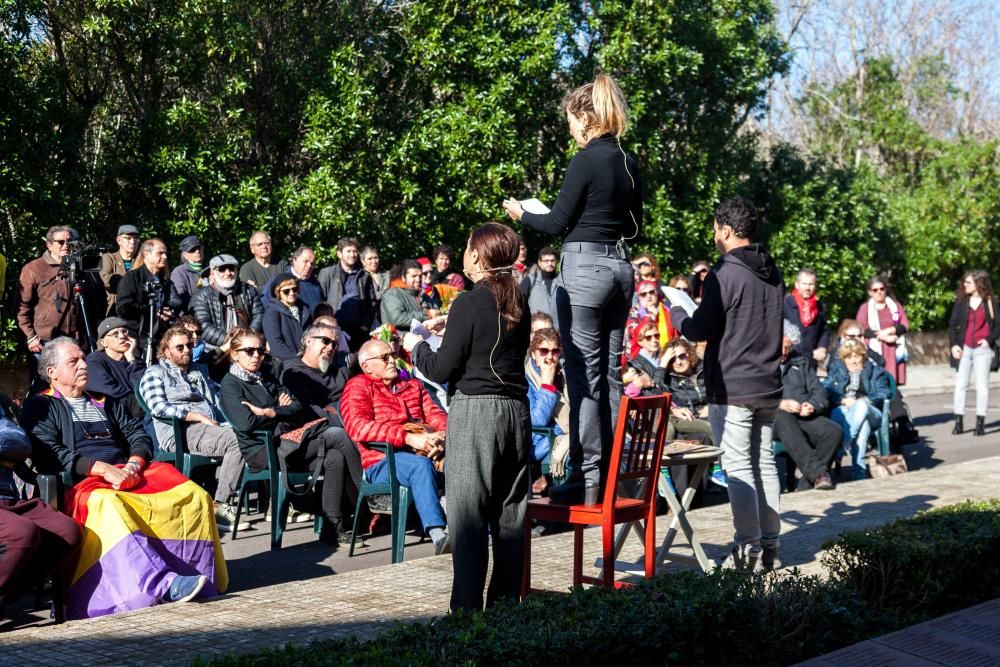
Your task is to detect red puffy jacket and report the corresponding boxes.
[340,373,448,469]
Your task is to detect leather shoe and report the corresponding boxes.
[548,477,601,505]
[813,471,834,490]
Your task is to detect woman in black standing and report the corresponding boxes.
[403,222,531,613]
[502,73,641,504]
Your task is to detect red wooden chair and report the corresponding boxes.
[521,393,670,595]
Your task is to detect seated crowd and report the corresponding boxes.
[2,225,915,621]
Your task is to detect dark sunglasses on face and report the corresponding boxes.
[363,352,393,365]
[238,346,266,357]
[186,329,202,337]
[172,343,194,351]
[639,290,657,297]
[50,238,70,246]
[642,334,658,341]
[870,286,885,293]
[311,335,335,347]
[673,353,689,361]
[536,347,561,356]
[82,431,113,441]
[280,287,299,295]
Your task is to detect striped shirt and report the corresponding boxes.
[65,395,126,465]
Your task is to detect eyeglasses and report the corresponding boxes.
[869,286,885,293]
[535,347,561,356]
[105,329,129,339]
[642,334,658,341]
[49,238,70,246]
[673,353,690,361]
[311,335,336,347]
[280,287,299,295]
[362,352,393,365]
[82,430,113,441]
[186,329,202,337]
[238,346,266,357]
[639,290,657,297]
[421,270,433,276]
[216,266,236,274]
[635,261,651,268]
[253,241,271,247]
[172,343,194,351]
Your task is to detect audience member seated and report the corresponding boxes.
[85,317,147,418]
[21,338,227,619]
[631,253,661,285]
[191,254,263,359]
[171,235,206,313]
[381,259,426,331]
[178,314,209,365]
[263,246,324,314]
[524,328,570,494]
[317,237,380,349]
[239,231,288,290]
[417,258,444,316]
[263,273,310,363]
[823,338,891,481]
[773,321,841,490]
[647,337,714,444]
[139,325,250,532]
[219,327,359,545]
[625,279,676,360]
[667,274,690,294]
[530,312,555,336]
[281,323,353,425]
[340,339,450,554]
[1,406,82,616]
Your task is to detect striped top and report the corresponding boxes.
[65,395,127,466]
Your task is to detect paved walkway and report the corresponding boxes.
[3,455,1000,665]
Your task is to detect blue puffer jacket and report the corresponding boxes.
[1,415,32,501]
[526,362,565,462]
[824,359,891,408]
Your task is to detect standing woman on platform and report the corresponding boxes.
[949,270,1000,436]
[403,222,531,612]
[501,73,641,505]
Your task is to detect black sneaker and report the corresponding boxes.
[319,525,356,547]
[548,478,601,505]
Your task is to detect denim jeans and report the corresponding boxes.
[556,242,633,484]
[708,401,781,550]
[830,398,881,480]
[953,344,992,417]
[366,452,445,531]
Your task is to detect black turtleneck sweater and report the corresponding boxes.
[521,134,643,244]
[411,283,530,400]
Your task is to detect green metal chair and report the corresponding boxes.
[349,442,414,563]
[229,426,324,550]
[134,384,222,478]
[874,374,896,457]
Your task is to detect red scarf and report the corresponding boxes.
[793,287,818,328]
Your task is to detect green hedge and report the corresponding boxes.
[204,500,1000,666]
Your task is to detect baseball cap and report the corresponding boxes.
[180,235,202,253]
[97,317,130,340]
[117,225,140,236]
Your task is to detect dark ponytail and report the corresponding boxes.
[468,222,523,331]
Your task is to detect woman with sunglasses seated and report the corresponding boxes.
[524,328,571,495]
[219,327,358,545]
[262,272,311,364]
[624,279,677,362]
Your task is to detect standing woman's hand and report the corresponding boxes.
[402,332,422,353]
[501,198,524,222]
[952,345,963,360]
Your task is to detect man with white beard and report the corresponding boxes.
[280,322,353,427]
[190,254,264,358]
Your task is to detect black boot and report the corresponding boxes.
[952,415,964,435]
[974,416,986,436]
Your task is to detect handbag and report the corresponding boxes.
[866,453,908,478]
[988,300,1000,373]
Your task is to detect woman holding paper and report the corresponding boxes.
[501,73,641,505]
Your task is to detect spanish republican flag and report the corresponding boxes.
[64,462,229,619]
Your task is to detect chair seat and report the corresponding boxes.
[526,496,649,526]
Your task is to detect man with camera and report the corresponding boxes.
[116,238,177,362]
[17,227,98,382]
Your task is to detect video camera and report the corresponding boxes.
[59,239,110,286]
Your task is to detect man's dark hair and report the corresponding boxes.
[290,245,313,261]
[432,245,454,260]
[714,198,759,240]
[401,259,422,274]
[337,237,359,252]
[538,246,558,260]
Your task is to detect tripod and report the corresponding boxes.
[71,281,96,353]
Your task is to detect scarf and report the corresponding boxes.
[525,361,569,435]
[866,296,902,355]
[228,364,261,384]
[792,287,818,328]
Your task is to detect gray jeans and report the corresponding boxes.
[176,423,245,504]
[709,401,781,549]
[953,344,992,417]
[556,243,633,483]
[445,392,530,612]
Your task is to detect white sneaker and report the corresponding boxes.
[264,508,313,524]
[214,504,251,532]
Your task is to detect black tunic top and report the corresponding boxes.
[411,283,530,400]
[521,135,643,244]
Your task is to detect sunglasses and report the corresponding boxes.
[535,347,561,356]
[311,335,336,347]
[238,346,266,357]
[673,353,690,361]
[639,290,657,297]
[81,431,113,441]
[186,329,202,337]
[49,238,70,246]
[280,287,299,295]
[642,334,658,341]
[869,286,886,293]
[215,266,236,273]
[172,343,194,351]
[363,352,393,365]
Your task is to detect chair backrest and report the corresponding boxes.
[604,393,670,504]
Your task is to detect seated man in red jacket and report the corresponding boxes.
[340,339,450,554]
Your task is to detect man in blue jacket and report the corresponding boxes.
[670,198,785,571]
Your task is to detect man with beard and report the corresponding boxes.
[784,268,830,369]
[380,260,426,331]
[139,325,250,531]
[318,237,379,350]
[280,323,353,421]
[520,246,560,331]
[190,254,263,357]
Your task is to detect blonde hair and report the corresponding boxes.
[839,338,867,360]
[563,73,629,139]
[224,326,263,362]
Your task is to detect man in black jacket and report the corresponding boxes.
[773,321,841,491]
[670,198,784,571]
[116,238,178,362]
[280,323,353,424]
[317,237,379,351]
[190,254,263,356]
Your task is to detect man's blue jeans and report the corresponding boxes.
[830,398,881,480]
[365,452,445,531]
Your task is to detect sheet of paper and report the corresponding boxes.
[661,286,697,316]
[410,319,443,351]
[521,198,551,215]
